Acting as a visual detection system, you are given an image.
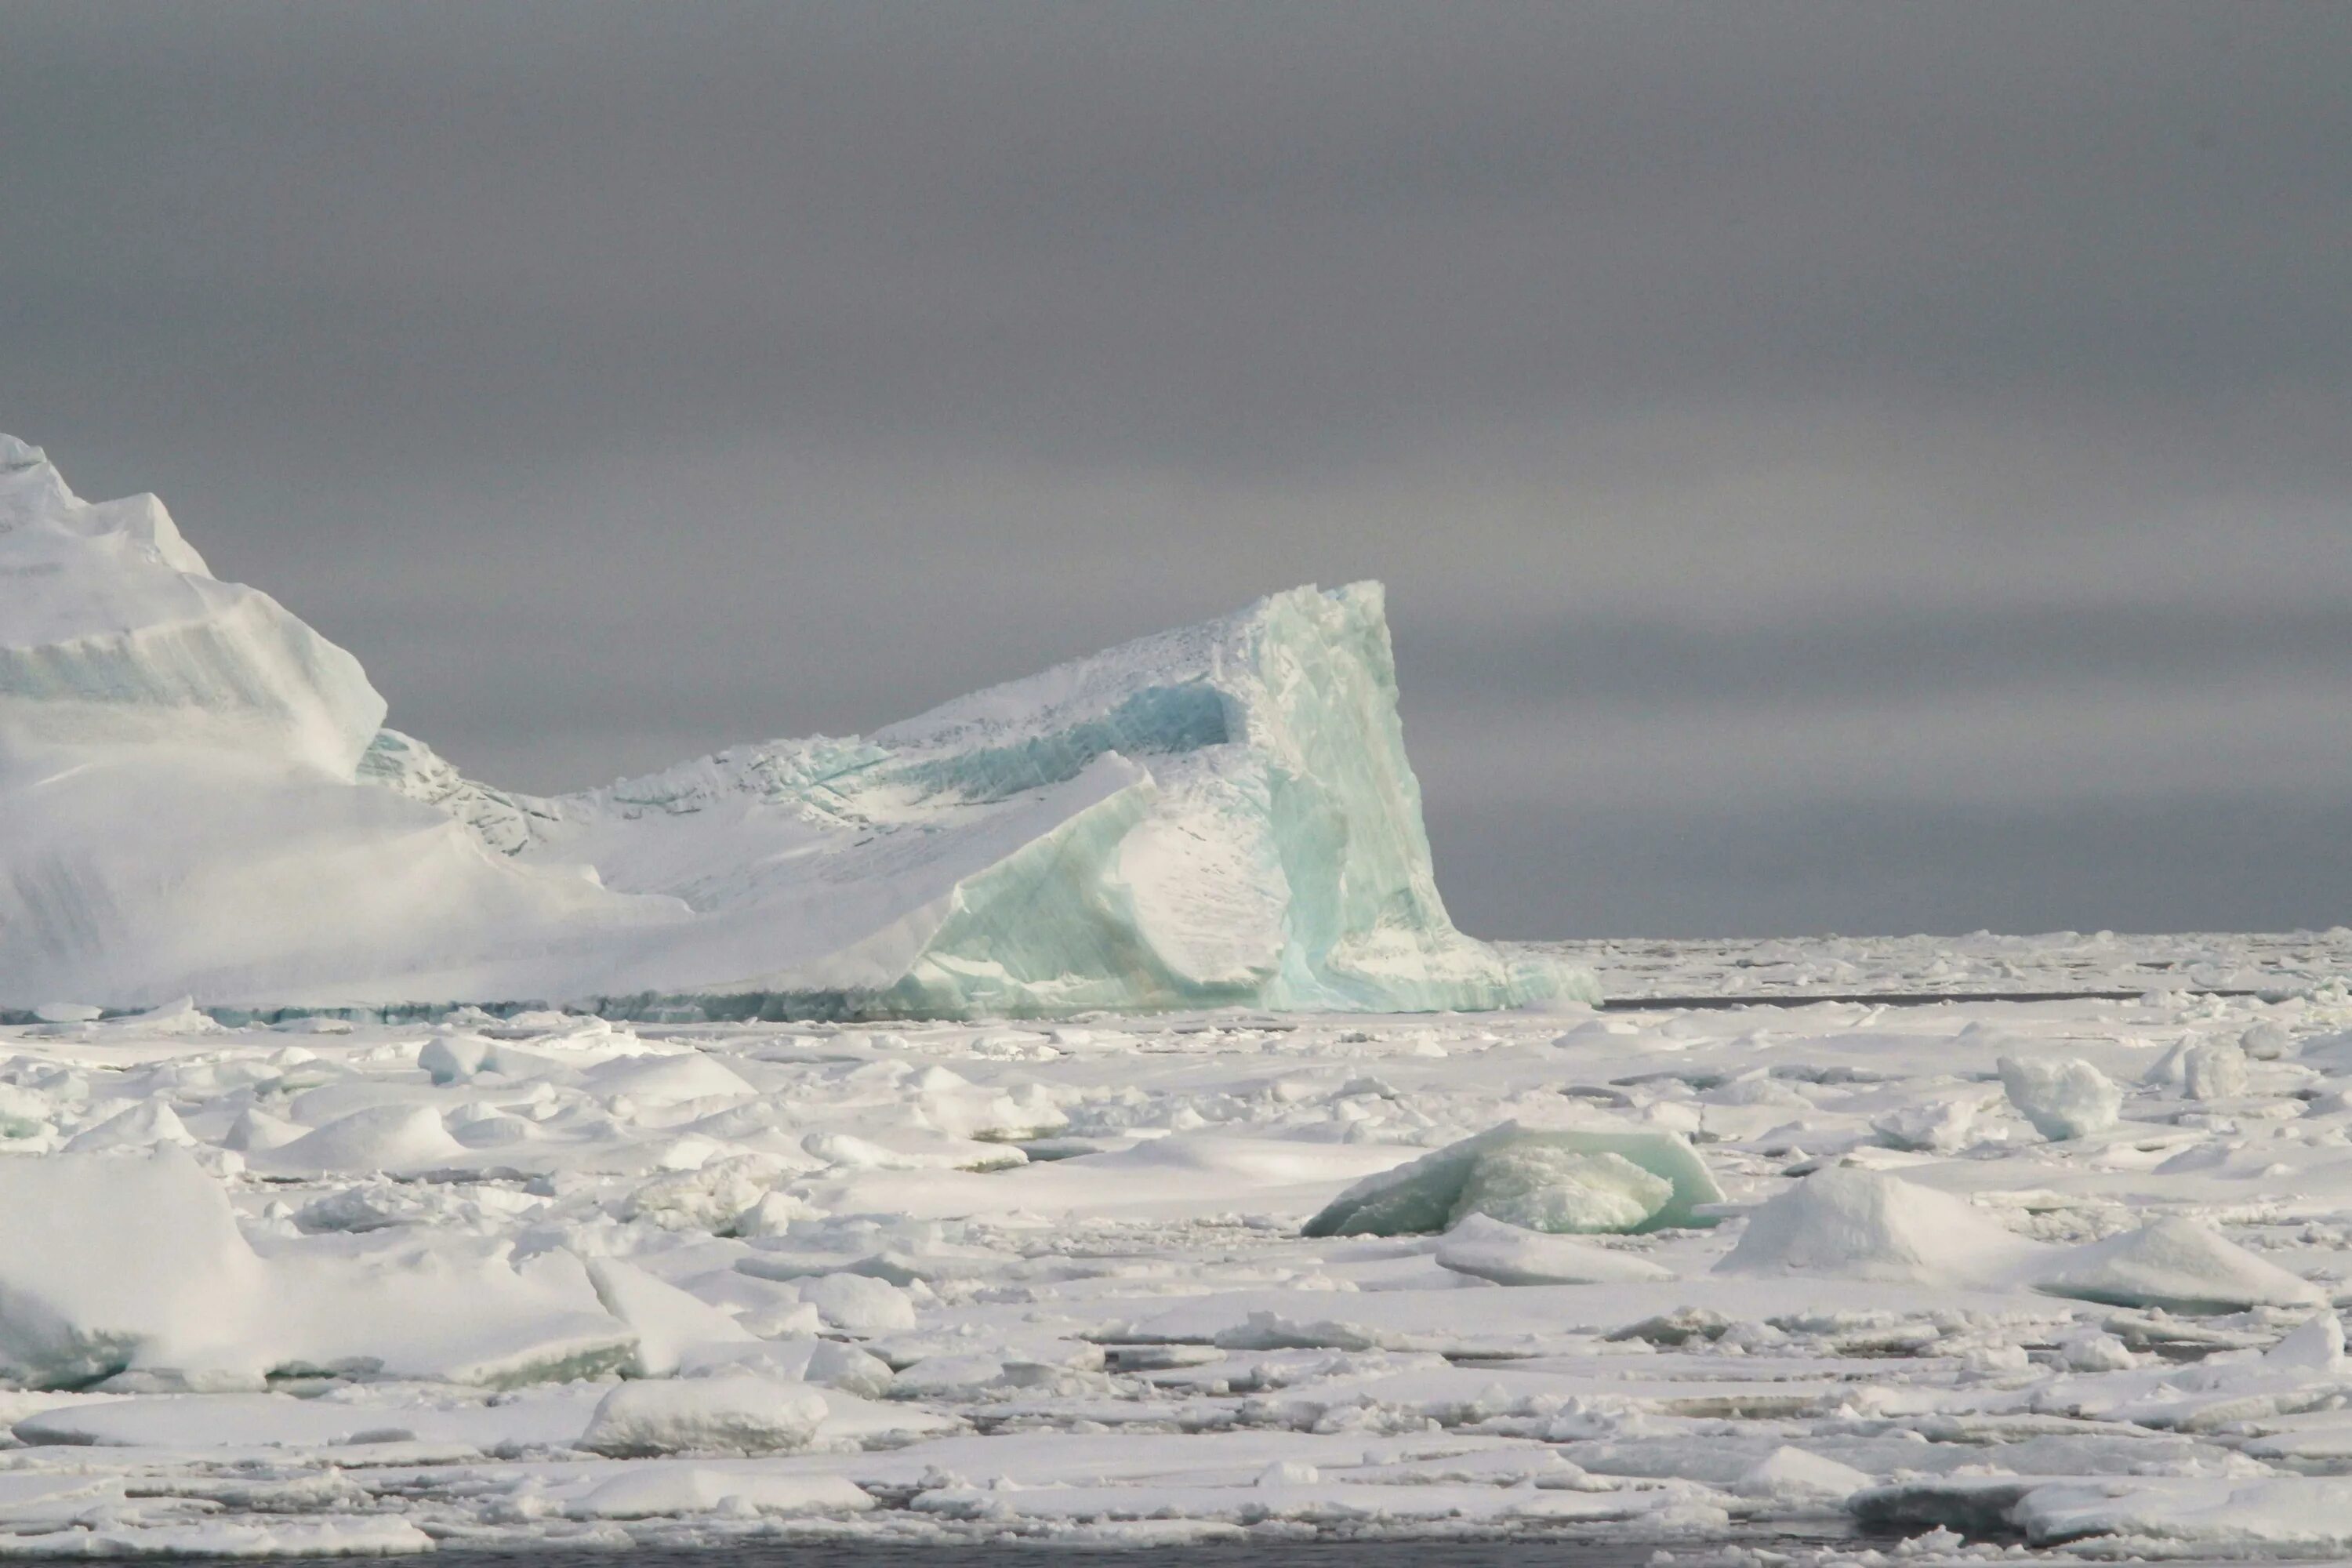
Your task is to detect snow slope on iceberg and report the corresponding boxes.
[0,437,1568,1014]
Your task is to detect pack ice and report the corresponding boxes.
[0,437,1578,1016]
[0,928,2344,1555]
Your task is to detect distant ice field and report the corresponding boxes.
[249,1538,1755,1567]
[1541,928,2352,1004]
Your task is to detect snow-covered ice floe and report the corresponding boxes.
[0,434,1583,1019]
[0,981,2334,1554]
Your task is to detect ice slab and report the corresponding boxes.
[1432,1214,1678,1285]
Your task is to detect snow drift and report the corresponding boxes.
[0,436,1577,1016]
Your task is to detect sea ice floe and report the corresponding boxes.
[1869,1093,1980,1152]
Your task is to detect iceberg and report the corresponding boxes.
[0,435,1576,1016]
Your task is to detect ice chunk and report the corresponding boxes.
[793,1272,917,1336]
[585,1051,757,1106]
[1716,1166,2049,1287]
[63,1099,195,1153]
[619,1155,782,1232]
[224,1105,307,1153]
[0,1148,266,1388]
[575,1376,829,1457]
[1450,1146,1674,1233]
[417,1033,493,1084]
[2266,1310,2345,1371]
[585,1257,755,1377]
[1870,1094,1979,1153]
[2182,1040,2250,1101]
[2241,1021,2291,1060]
[1433,1214,1677,1285]
[257,1104,467,1174]
[31,1003,100,1024]
[1301,1120,1723,1237]
[804,1338,896,1397]
[1998,1055,2122,1140]
[2055,1327,2136,1371]
[2034,1217,2326,1314]
[680,1334,898,1397]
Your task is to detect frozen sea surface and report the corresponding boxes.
[1,934,2350,1560]
[260,1541,1773,1568]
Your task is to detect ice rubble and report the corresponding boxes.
[0,1149,634,1388]
[0,973,2343,1552]
[0,434,1579,1017]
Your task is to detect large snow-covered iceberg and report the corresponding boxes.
[0,436,1581,1016]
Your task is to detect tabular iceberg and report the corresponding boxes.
[0,436,1584,1017]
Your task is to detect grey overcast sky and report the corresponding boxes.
[6,2,2350,938]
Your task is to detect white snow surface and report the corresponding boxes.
[0,436,1570,1017]
[0,960,2341,1555]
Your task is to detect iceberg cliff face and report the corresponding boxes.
[0,437,1585,1015]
